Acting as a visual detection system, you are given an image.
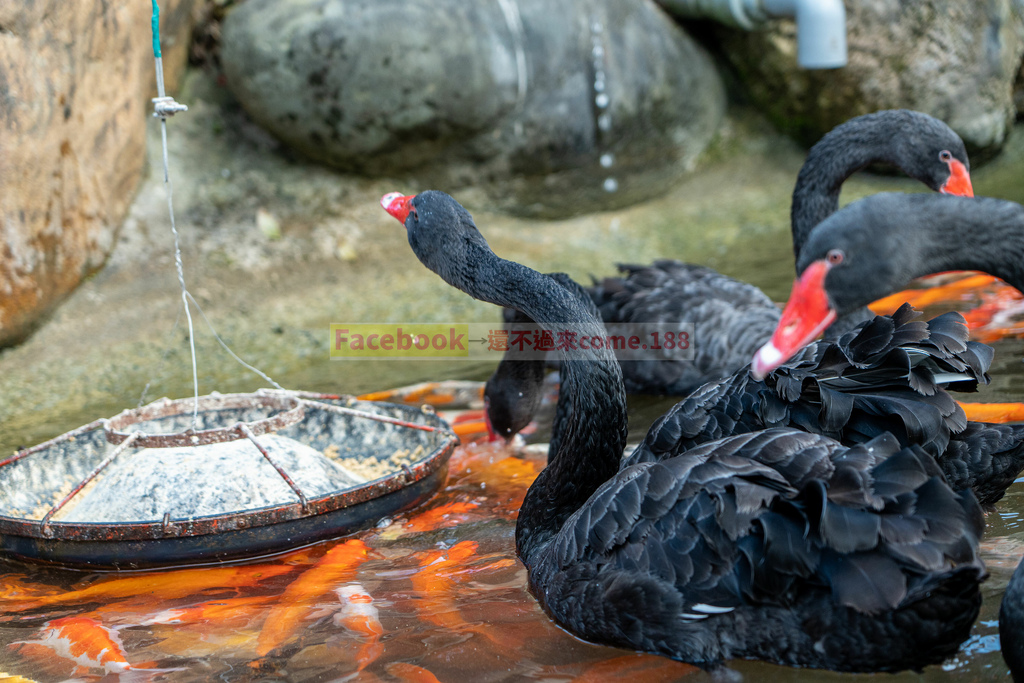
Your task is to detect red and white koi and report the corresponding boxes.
[255,538,374,658]
[10,617,131,673]
[333,584,383,638]
[334,583,384,671]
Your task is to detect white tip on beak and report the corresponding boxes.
[380,192,403,211]
[750,341,784,380]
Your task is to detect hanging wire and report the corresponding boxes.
[186,292,285,390]
[147,3,287,414]
[150,0,199,430]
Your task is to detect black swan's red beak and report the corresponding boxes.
[941,159,973,197]
[381,192,414,223]
[750,259,837,379]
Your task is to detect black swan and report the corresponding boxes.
[382,189,986,673]
[587,109,973,395]
[487,206,1024,504]
[630,303,1024,506]
[1001,557,1024,681]
[753,193,1024,377]
[741,193,1024,505]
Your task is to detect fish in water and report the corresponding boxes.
[10,616,132,674]
[334,583,385,672]
[1,564,294,613]
[141,595,275,627]
[385,662,444,683]
[255,538,374,659]
[399,500,480,534]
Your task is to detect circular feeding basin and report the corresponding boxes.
[0,390,457,569]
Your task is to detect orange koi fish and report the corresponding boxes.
[10,617,131,674]
[570,653,697,682]
[448,447,540,516]
[400,500,480,534]
[3,563,294,612]
[0,672,40,683]
[957,402,1024,424]
[385,662,444,683]
[962,287,1024,342]
[408,542,538,652]
[869,273,999,315]
[141,595,275,627]
[358,381,483,408]
[448,410,490,441]
[255,538,374,658]
[334,583,384,671]
[408,541,478,634]
[0,575,62,601]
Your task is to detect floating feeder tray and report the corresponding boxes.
[0,390,457,569]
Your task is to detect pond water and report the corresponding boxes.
[0,293,1022,683]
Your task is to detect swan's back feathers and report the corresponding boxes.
[941,421,1024,506]
[537,428,985,668]
[628,305,1024,505]
[589,260,783,395]
[591,261,778,323]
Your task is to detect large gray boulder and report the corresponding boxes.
[220,0,725,216]
[711,0,1024,158]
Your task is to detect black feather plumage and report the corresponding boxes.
[400,190,986,674]
[630,304,1024,506]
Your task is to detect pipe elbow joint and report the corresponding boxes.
[657,0,847,69]
[795,0,847,69]
[764,0,847,68]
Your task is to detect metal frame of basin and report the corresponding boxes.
[0,390,458,570]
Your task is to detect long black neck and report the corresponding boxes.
[792,113,924,265]
[904,197,1024,292]
[815,194,1024,315]
[445,242,629,566]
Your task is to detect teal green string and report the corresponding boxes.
[151,0,162,58]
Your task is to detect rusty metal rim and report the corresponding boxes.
[0,429,458,543]
[105,393,306,448]
[0,396,458,544]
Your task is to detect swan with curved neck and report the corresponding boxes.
[383,190,986,673]
[788,110,972,265]
[571,110,973,396]
[753,193,1024,378]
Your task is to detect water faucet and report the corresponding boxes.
[657,0,847,69]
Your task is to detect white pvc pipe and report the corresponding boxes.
[763,0,846,69]
[657,0,847,69]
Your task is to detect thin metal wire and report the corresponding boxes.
[151,0,199,431]
[186,292,285,390]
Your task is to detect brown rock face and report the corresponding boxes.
[716,0,1024,158]
[0,0,194,347]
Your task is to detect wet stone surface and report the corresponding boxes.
[220,0,725,216]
